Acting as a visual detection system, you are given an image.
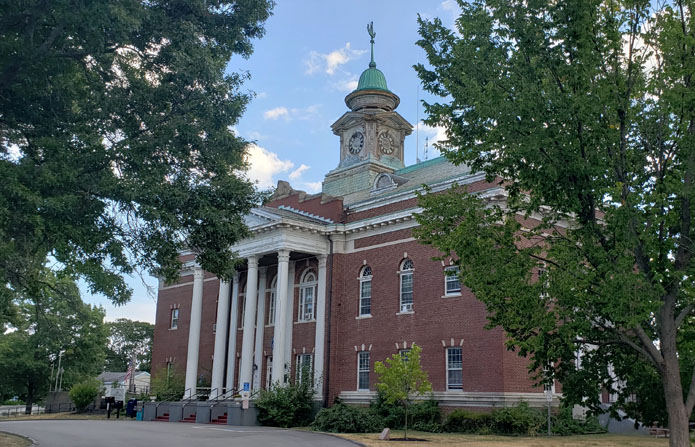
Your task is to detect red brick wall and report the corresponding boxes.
[266,194,344,223]
[354,228,413,249]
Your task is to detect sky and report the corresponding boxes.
[82,0,461,324]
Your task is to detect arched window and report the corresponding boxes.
[267,275,277,325]
[399,259,414,313]
[299,270,317,321]
[359,266,372,316]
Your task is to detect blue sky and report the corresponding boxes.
[83,0,460,323]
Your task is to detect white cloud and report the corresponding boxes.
[298,181,322,193]
[263,106,289,120]
[264,104,322,122]
[305,42,367,75]
[416,121,449,158]
[245,144,295,189]
[333,76,358,93]
[289,164,310,180]
[256,91,268,99]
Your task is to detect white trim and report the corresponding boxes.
[159,276,218,291]
[338,391,563,408]
[357,351,370,391]
[446,346,463,391]
[355,315,372,320]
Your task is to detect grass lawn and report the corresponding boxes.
[0,432,32,447]
[335,431,669,447]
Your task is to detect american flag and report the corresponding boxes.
[124,360,134,384]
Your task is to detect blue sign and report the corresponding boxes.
[243,382,250,392]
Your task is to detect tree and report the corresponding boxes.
[69,378,102,413]
[104,318,154,372]
[414,1,695,445]
[150,366,186,401]
[0,0,274,311]
[0,270,107,413]
[374,344,432,440]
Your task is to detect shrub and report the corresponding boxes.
[443,409,494,433]
[256,380,314,428]
[2,399,25,405]
[491,402,545,435]
[311,402,382,433]
[69,378,102,412]
[370,392,441,431]
[150,367,185,401]
[552,406,606,435]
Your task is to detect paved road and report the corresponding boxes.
[0,420,356,447]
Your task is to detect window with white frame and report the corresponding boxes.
[359,266,372,316]
[265,356,273,389]
[444,266,461,295]
[267,275,277,325]
[399,259,414,312]
[299,270,316,321]
[357,351,370,390]
[399,348,411,360]
[446,347,463,390]
[170,308,179,329]
[296,353,313,385]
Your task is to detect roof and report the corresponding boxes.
[355,66,389,92]
[341,156,472,206]
[97,371,149,383]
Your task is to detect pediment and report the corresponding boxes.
[243,208,280,228]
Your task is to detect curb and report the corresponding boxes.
[0,430,38,445]
[294,428,367,447]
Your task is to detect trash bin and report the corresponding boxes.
[136,410,143,421]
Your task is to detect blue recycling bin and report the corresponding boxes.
[136,410,143,421]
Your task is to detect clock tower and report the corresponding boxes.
[323,23,413,198]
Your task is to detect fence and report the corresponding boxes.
[0,405,45,417]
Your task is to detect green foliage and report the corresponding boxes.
[551,406,605,436]
[256,381,315,428]
[442,409,493,434]
[0,0,274,311]
[370,393,441,432]
[311,402,382,433]
[69,378,102,413]
[0,270,107,411]
[104,319,154,372]
[150,367,185,401]
[491,402,545,436]
[1,400,25,406]
[414,0,695,438]
[374,344,432,439]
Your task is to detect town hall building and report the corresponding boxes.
[150,32,553,410]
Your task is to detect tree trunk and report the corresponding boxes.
[24,388,34,415]
[662,326,690,447]
[404,403,408,440]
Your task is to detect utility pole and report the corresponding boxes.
[49,361,55,392]
[54,351,63,392]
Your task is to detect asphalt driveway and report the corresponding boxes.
[0,420,355,447]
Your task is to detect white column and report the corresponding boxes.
[284,261,296,380]
[239,255,259,391]
[271,250,290,385]
[253,267,267,391]
[225,273,240,392]
[184,267,204,399]
[210,279,231,398]
[313,255,328,393]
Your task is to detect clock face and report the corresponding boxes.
[348,131,364,154]
[378,132,395,155]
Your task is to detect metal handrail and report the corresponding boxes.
[209,387,238,402]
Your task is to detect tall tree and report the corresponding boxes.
[104,318,154,372]
[414,1,695,446]
[0,0,274,309]
[0,270,107,413]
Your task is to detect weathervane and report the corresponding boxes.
[367,21,376,68]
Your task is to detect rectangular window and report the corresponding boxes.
[400,272,413,312]
[267,291,276,325]
[399,349,411,360]
[445,266,461,295]
[296,354,313,385]
[265,356,273,389]
[357,351,370,390]
[360,279,371,316]
[447,347,463,390]
[299,286,315,321]
[170,309,179,329]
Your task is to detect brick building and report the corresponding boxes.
[151,37,553,409]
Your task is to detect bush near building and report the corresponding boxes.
[69,379,102,413]
[256,380,315,428]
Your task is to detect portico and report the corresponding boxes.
[186,206,332,400]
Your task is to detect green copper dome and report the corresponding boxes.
[355,65,390,92]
